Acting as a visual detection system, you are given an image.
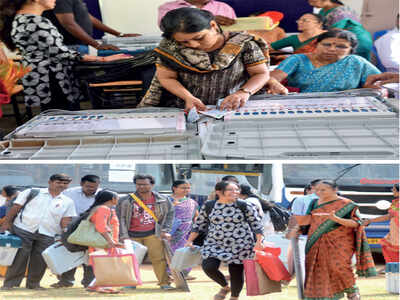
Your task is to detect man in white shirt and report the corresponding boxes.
[51,174,100,288]
[374,14,400,73]
[0,174,76,290]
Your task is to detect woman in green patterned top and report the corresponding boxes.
[271,13,326,54]
[308,0,372,60]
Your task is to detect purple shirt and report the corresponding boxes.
[158,0,236,26]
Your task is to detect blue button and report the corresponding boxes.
[333,109,340,112]
[279,111,285,114]
[261,112,267,115]
[324,110,331,113]
[288,111,294,114]
[306,110,312,113]
[244,112,250,115]
[343,109,350,112]
[270,111,277,114]
[370,109,378,112]
[352,109,359,112]
[252,112,259,115]
[235,112,241,116]
[361,109,368,112]
[297,111,304,114]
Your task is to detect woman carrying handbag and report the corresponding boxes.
[83,190,124,294]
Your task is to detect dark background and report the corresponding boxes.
[82,0,313,38]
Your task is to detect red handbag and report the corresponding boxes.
[255,249,291,281]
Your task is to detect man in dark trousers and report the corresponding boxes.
[43,0,140,50]
[117,174,175,290]
[0,174,76,290]
[50,174,100,288]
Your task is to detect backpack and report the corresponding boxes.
[266,204,291,232]
[60,211,90,252]
[193,199,249,247]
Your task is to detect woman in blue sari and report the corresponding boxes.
[271,30,380,93]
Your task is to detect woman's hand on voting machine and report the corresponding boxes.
[220,90,249,111]
[185,96,207,112]
[266,77,289,95]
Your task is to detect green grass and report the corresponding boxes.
[0,265,398,300]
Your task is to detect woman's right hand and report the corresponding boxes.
[185,97,207,112]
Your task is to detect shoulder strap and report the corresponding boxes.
[204,200,217,218]
[130,193,158,222]
[236,199,249,224]
[19,189,40,221]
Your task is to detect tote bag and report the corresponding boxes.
[67,210,108,249]
[243,259,281,296]
[90,249,142,287]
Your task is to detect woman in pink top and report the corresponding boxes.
[86,190,123,294]
[158,0,236,27]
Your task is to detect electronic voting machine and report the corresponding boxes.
[0,108,201,160]
[201,91,399,160]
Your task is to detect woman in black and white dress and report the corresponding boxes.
[186,181,264,300]
[0,0,127,111]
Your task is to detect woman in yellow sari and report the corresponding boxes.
[303,180,376,300]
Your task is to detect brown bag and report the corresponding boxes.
[91,250,141,287]
[244,259,281,296]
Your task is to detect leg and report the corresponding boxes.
[3,226,34,288]
[26,232,54,288]
[141,235,169,286]
[228,263,244,298]
[81,264,95,288]
[202,257,230,300]
[51,268,76,287]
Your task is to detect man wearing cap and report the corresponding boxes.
[158,0,236,27]
[0,174,76,290]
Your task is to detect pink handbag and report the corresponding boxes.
[243,259,281,296]
[90,248,142,287]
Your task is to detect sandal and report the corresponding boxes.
[214,286,230,300]
[347,292,361,300]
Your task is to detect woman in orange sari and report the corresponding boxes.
[363,184,399,263]
[85,190,123,294]
[304,180,376,300]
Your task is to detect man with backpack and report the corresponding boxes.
[0,174,76,290]
[116,174,175,290]
[50,174,100,288]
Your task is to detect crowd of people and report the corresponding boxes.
[0,173,398,299]
[0,0,398,114]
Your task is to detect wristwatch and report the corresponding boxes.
[118,33,125,37]
[238,87,253,96]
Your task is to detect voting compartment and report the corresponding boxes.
[0,108,201,160]
[42,242,88,275]
[201,91,399,160]
[0,233,22,266]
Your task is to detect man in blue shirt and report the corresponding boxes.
[291,179,321,216]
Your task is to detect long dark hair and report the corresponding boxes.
[239,183,275,212]
[0,0,27,51]
[160,7,216,39]
[85,190,118,213]
[2,185,19,197]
